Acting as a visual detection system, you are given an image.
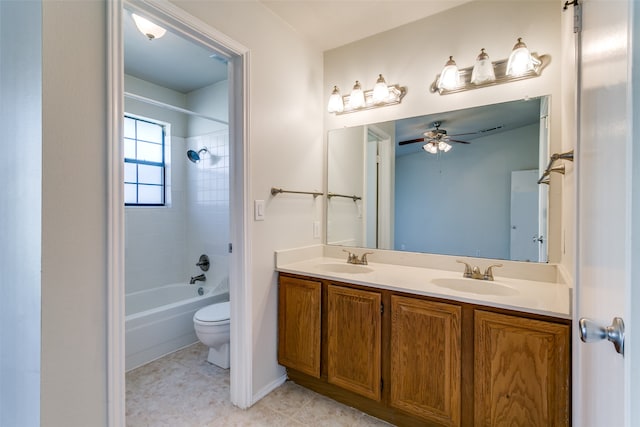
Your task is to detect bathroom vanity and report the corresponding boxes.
[275,247,571,427]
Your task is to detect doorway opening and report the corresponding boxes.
[108,1,251,423]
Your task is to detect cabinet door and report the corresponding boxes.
[474,310,570,427]
[278,275,322,378]
[327,284,382,401]
[390,295,461,427]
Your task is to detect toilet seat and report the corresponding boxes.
[194,301,230,324]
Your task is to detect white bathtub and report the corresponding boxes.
[125,283,228,371]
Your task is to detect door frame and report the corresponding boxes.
[107,1,252,424]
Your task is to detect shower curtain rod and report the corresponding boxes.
[124,92,229,126]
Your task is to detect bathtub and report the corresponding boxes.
[125,283,229,371]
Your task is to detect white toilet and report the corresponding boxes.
[193,301,230,369]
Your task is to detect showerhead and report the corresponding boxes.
[187,147,208,163]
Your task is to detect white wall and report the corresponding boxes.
[166,0,325,399]
[0,2,42,426]
[395,124,539,259]
[327,126,364,246]
[187,79,228,136]
[41,1,108,425]
[324,1,568,265]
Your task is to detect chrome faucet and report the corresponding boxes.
[190,273,206,285]
[456,260,502,281]
[343,249,374,265]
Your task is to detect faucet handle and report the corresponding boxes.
[360,252,374,265]
[342,249,355,262]
[456,260,473,278]
[483,264,503,281]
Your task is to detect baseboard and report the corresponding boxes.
[252,373,287,405]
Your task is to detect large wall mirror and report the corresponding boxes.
[327,96,550,263]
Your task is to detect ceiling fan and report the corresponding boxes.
[398,121,477,153]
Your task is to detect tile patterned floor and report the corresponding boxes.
[126,343,393,426]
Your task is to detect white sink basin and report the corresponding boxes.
[431,278,519,296]
[314,263,374,274]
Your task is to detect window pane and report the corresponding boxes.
[138,164,163,185]
[137,141,163,162]
[124,117,136,139]
[124,162,137,183]
[124,138,136,160]
[137,120,163,143]
[124,183,137,204]
[138,184,163,204]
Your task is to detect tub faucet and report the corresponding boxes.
[190,274,206,285]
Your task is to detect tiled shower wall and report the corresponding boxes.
[185,129,230,294]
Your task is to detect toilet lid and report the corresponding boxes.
[194,301,230,322]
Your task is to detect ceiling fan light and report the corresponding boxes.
[423,142,439,154]
[132,13,167,41]
[471,48,496,84]
[437,56,460,90]
[506,38,540,77]
[372,74,390,104]
[348,81,366,109]
[438,141,452,152]
[327,86,344,113]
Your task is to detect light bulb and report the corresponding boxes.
[437,56,460,90]
[372,74,390,104]
[471,48,496,84]
[327,86,344,113]
[132,13,167,41]
[506,38,540,77]
[438,141,452,152]
[348,81,365,109]
[423,142,438,154]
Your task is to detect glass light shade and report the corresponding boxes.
[348,81,366,109]
[327,86,344,113]
[372,74,390,104]
[471,48,496,84]
[132,13,167,40]
[438,141,452,152]
[437,56,460,90]
[423,142,438,154]
[506,38,541,76]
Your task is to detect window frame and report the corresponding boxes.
[123,115,167,207]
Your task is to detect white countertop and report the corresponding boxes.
[276,255,571,319]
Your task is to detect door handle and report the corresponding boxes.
[578,317,624,355]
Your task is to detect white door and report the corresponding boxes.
[510,170,539,262]
[574,0,636,425]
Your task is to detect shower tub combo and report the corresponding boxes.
[125,280,229,371]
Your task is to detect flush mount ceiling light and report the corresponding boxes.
[132,13,167,41]
[328,74,406,115]
[430,37,550,95]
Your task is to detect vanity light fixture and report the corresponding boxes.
[372,74,390,104]
[327,86,344,113]
[436,56,461,91]
[506,38,541,77]
[348,81,366,109]
[471,49,496,84]
[430,37,550,95]
[132,13,167,41]
[328,75,406,115]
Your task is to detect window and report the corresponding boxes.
[124,116,165,206]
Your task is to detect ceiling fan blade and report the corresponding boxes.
[398,137,425,146]
[448,139,471,144]
[448,131,479,137]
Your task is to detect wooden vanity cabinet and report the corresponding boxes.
[327,284,382,401]
[390,295,462,426]
[474,310,570,427]
[277,273,571,427]
[277,275,321,378]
